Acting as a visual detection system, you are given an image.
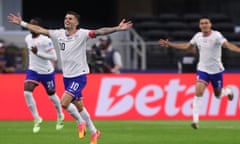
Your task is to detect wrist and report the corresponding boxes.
[166,42,170,48]
[20,21,28,28]
[115,26,120,32]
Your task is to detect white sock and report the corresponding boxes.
[66,103,85,124]
[80,108,97,134]
[49,93,63,118]
[220,87,231,98]
[192,96,202,123]
[24,91,40,120]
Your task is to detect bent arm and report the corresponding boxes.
[37,48,57,61]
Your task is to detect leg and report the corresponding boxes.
[24,81,39,120]
[214,87,233,101]
[41,73,65,130]
[81,108,101,144]
[47,89,64,130]
[41,73,64,119]
[73,100,101,144]
[191,71,209,129]
[61,92,85,123]
[61,92,86,139]
[211,72,234,101]
[191,81,207,129]
[74,100,98,134]
[24,81,42,133]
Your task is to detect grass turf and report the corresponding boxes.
[0,120,239,144]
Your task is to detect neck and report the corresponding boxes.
[203,30,211,36]
[32,33,39,38]
[66,28,77,36]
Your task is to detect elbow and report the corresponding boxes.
[49,56,57,61]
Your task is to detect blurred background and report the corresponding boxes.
[1,0,240,73]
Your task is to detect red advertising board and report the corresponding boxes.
[0,73,239,120]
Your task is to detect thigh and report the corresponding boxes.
[24,70,39,91]
[210,72,223,89]
[196,71,209,96]
[210,72,223,96]
[61,92,74,108]
[40,72,56,93]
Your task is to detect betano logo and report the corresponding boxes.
[96,77,239,119]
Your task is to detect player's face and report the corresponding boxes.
[199,18,212,33]
[29,19,39,36]
[64,14,79,29]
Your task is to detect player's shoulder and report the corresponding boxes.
[78,28,91,33]
[192,32,202,38]
[213,30,223,35]
[25,33,31,39]
[49,28,65,35]
[25,33,32,42]
[211,30,224,38]
[36,34,52,42]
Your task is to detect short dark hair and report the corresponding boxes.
[66,11,80,23]
[30,17,43,27]
[199,16,211,22]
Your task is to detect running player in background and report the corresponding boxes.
[23,17,64,133]
[8,11,132,144]
[159,16,240,129]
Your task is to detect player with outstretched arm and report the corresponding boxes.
[24,17,64,133]
[8,11,132,144]
[159,16,240,129]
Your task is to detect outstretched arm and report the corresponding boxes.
[223,41,240,53]
[7,13,49,36]
[94,19,133,37]
[159,39,194,50]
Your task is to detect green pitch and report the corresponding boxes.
[0,120,239,144]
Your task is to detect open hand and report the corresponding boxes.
[31,46,38,54]
[159,39,169,47]
[117,19,133,31]
[7,13,22,25]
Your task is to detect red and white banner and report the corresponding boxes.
[0,73,239,120]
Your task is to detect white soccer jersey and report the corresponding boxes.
[190,30,227,74]
[25,34,57,74]
[49,29,92,78]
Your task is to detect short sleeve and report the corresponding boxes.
[190,33,198,46]
[48,29,63,40]
[216,31,227,45]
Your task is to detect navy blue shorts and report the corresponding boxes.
[196,70,223,89]
[63,74,87,101]
[25,69,56,91]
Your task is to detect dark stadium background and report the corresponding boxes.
[22,0,240,28]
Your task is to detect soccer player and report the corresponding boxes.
[23,17,64,133]
[159,16,240,129]
[8,11,132,144]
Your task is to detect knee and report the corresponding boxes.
[60,100,69,109]
[195,90,204,96]
[78,106,84,112]
[214,90,221,98]
[47,90,55,96]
